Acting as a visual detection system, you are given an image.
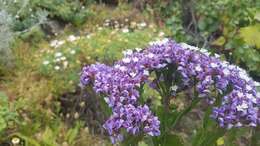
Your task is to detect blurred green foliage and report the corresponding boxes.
[147,0,260,77]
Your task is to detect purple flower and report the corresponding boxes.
[80,38,259,143]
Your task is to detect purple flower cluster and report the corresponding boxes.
[80,38,260,143]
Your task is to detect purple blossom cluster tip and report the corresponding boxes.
[80,38,260,143]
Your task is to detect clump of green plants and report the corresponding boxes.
[146,0,259,78]
[0,92,18,135]
[1,0,92,31]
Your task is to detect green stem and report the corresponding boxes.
[172,97,200,129]
[251,126,260,146]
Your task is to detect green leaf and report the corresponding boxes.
[164,134,184,146]
[240,24,260,48]
[216,137,224,146]
[254,11,260,21]
[212,36,226,46]
[41,127,58,146]
[65,122,82,144]
[138,141,149,146]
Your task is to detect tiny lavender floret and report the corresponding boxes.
[80,38,260,143]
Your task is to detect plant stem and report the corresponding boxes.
[251,126,260,146]
[172,97,200,129]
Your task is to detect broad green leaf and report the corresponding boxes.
[254,11,260,21]
[212,36,226,46]
[240,24,260,48]
[216,137,224,146]
[138,141,149,146]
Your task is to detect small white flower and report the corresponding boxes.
[210,63,218,68]
[54,66,60,70]
[132,57,139,62]
[119,66,127,72]
[239,71,251,82]
[63,61,68,68]
[227,123,233,129]
[223,68,230,76]
[237,92,244,98]
[139,22,147,27]
[61,56,66,61]
[254,81,260,87]
[166,58,172,63]
[11,137,20,144]
[122,28,129,33]
[257,92,260,98]
[79,102,85,107]
[135,48,142,52]
[86,34,91,39]
[43,60,50,65]
[170,85,178,91]
[55,58,61,62]
[114,64,121,69]
[70,50,76,55]
[123,49,133,56]
[235,122,242,127]
[214,54,220,58]
[143,70,149,76]
[104,97,109,103]
[129,72,137,77]
[122,58,131,63]
[158,32,165,37]
[67,35,77,42]
[236,102,248,111]
[55,52,62,57]
[57,40,65,46]
[50,40,58,47]
[148,53,154,58]
[195,65,202,72]
[104,22,110,26]
[149,38,169,46]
